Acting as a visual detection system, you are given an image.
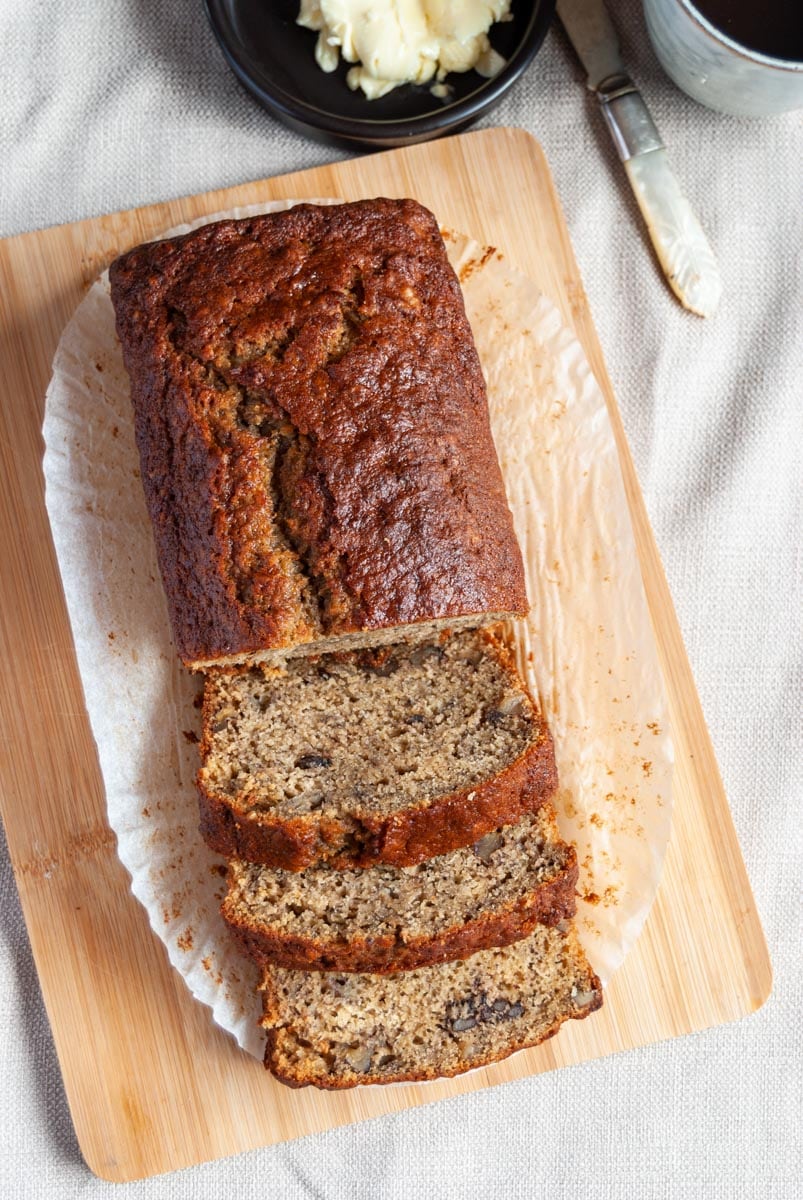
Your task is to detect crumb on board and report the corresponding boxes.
[580,884,619,908]
[177,927,194,952]
[458,245,496,284]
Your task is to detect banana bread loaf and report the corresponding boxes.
[260,923,602,1088]
[109,199,527,670]
[223,805,577,972]
[198,628,557,870]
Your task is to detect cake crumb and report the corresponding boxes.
[177,928,194,951]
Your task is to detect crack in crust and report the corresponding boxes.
[163,272,379,634]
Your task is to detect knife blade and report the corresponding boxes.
[557,0,722,318]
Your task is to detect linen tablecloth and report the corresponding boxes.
[1,1,800,1196]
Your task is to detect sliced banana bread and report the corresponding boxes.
[223,806,577,972]
[198,628,557,870]
[260,923,602,1088]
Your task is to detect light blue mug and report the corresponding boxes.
[644,0,803,117]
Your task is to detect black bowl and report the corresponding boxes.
[204,0,556,148]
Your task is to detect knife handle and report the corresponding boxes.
[597,76,722,318]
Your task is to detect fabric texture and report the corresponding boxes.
[0,0,800,1195]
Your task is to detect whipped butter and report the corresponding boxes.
[297,0,511,100]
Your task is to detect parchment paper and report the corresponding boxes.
[42,201,672,1059]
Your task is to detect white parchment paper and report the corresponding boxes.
[42,202,672,1059]
[448,234,673,977]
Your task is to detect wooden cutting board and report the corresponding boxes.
[0,128,770,1182]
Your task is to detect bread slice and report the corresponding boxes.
[223,806,577,972]
[197,628,557,870]
[260,924,602,1088]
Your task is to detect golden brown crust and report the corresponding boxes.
[109,199,527,669]
[223,848,578,972]
[197,718,558,870]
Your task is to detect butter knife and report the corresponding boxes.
[557,0,722,317]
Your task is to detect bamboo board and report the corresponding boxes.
[0,128,771,1182]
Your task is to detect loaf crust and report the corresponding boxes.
[223,847,578,973]
[109,199,527,670]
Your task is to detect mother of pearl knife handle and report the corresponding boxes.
[599,75,722,318]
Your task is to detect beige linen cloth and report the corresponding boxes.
[0,0,800,1196]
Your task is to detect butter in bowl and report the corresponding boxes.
[204,0,556,147]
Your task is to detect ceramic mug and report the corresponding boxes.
[643,0,803,117]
